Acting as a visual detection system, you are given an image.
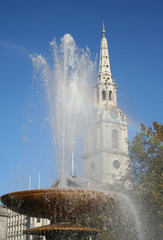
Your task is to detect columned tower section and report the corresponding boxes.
[83,23,129,187]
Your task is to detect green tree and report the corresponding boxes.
[129,122,163,239]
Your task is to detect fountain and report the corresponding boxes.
[1,189,116,239]
[1,30,145,240]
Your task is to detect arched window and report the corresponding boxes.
[102,90,106,100]
[112,129,118,148]
[109,91,112,101]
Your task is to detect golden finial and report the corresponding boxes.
[102,21,105,37]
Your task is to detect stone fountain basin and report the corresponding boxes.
[23,222,102,236]
[1,188,115,223]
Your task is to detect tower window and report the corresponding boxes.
[112,129,118,148]
[109,91,112,101]
[97,92,99,104]
[102,90,106,100]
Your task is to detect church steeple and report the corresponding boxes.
[98,22,112,82]
[95,23,117,109]
[83,24,129,187]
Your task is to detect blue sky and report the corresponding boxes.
[0,0,163,197]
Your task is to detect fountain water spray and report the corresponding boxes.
[31,34,96,187]
[115,193,145,240]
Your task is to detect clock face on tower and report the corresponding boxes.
[113,160,120,169]
[110,108,118,119]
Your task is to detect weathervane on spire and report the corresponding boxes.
[102,21,105,37]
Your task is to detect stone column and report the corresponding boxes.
[0,206,9,240]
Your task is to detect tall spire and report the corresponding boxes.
[102,21,105,37]
[98,22,112,82]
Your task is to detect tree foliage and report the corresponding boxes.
[129,122,163,239]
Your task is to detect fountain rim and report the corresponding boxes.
[1,188,116,223]
[1,188,114,198]
[23,222,102,235]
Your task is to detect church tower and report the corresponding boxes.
[83,23,129,187]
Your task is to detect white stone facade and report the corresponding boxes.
[7,209,50,240]
[83,24,129,186]
[0,205,9,240]
[7,210,25,240]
